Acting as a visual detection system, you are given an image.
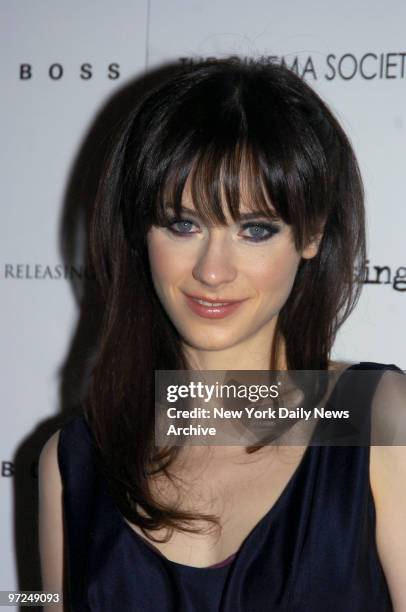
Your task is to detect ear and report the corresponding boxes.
[301,232,323,260]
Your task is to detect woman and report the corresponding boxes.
[38,58,406,611]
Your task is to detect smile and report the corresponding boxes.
[194,299,230,306]
[184,293,247,319]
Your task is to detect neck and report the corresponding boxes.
[182,334,287,372]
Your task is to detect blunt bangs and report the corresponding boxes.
[124,61,335,253]
[155,141,282,226]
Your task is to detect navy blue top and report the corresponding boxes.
[58,362,401,611]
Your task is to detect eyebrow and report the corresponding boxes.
[164,205,280,222]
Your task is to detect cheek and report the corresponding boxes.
[147,237,168,281]
[147,232,188,288]
[249,246,301,299]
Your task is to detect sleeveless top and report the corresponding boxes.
[58,362,401,611]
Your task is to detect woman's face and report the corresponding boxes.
[146,177,319,366]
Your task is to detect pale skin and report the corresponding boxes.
[147,177,316,372]
[38,180,406,609]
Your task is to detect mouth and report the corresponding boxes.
[183,293,247,319]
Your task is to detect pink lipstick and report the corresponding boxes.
[184,293,247,319]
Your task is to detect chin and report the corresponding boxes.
[178,329,235,351]
[181,330,242,353]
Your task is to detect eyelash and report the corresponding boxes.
[165,218,280,243]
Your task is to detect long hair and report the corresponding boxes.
[84,58,366,541]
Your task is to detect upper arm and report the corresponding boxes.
[370,445,406,610]
[370,369,406,610]
[38,429,65,611]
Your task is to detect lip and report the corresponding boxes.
[183,293,247,319]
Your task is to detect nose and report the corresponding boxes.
[192,229,237,288]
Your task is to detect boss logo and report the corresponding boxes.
[19,62,120,80]
[1,460,38,479]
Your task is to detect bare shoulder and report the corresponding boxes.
[38,429,65,610]
[370,368,406,610]
[38,429,62,496]
[370,368,406,445]
[327,359,354,372]
[38,430,62,486]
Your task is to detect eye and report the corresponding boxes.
[166,218,200,236]
[239,222,280,242]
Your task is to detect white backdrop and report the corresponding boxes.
[1,0,405,599]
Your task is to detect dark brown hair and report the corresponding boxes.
[84,58,366,541]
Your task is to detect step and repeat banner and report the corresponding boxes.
[1,0,405,596]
